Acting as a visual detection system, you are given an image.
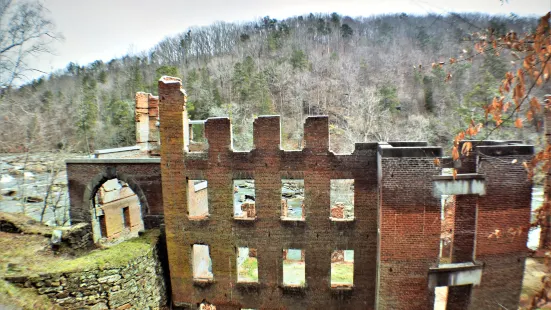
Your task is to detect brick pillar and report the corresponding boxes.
[252,115,281,304]
[147,95,160,154]
[158,76,189,306]
[135,92,150,151]
[446,194,477,310]
[202,116,238,309]
[541,104,551,249]
[470,145,533,309]
[377,145,442,310]
[303,116,332,307]
[136,92,161,153]
[304,116,329,151]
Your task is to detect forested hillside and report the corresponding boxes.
[0,12,546,153]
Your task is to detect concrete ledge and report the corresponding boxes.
[378,144,442,158]
[94,145,140,155]
[388,141,428,147]
[460,140,523,147]
[66,158,161,164]
[428,262,483,288]
[476,144,534,156]
[433,174,486,197]
[433,173,485,181]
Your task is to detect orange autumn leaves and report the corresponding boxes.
[449,12,551,169]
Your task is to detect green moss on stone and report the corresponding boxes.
[39,229,160,273]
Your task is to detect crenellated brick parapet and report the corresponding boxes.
[65,76,535,310]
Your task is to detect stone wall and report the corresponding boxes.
[0,212,93,253]
[5,232,167,309]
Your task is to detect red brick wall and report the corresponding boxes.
[65,79,534,309]
[377,154,442,310]
[160,79,379,308]
[470,146,533,309]
[158,77,189,308]
[446,194,477,310]
[135,92,160,152]
[66,160,163,229]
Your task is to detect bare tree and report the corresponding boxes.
[0,0,61,88]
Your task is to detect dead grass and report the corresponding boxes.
[0,279,60,309]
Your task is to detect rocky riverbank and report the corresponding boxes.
[0,152,87,226]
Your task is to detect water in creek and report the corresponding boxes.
[528,186,543,250]
[233,180,256,216]
[0,153,79,226]
[233,180,304,218]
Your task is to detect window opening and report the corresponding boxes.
[281,179,304,220]
[282,249,305,287]
[330,250,354,287]
[234,180,256,219]
[193,244,214,281]
[330,179,354,220]
[188,180,209,219]
[237,247,258,283]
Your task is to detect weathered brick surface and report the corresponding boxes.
[159,78,378,308]
[135,92,160,152]
[65,78,535,310]
[66,161,163,229]
[452,195,477,263]
[377,154,442,310]
[447,285,472,310]
[470,150,533,310]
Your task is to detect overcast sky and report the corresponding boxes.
[31,0,549,80]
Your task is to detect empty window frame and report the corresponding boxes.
[330,179,354,220]
[188,180,209,219]
[282,249,305,287]
[330,250,354,287]
[98,214,107,238]
[281,179,305,220]
[192,244,213,281]
[188,121,207,152]
[237,247,258,283]
[122,206,131,228]
[439,195,455,263]
[233,180,256,219]
[433,286,449,310]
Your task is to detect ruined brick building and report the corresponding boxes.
[66,76,534,309]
